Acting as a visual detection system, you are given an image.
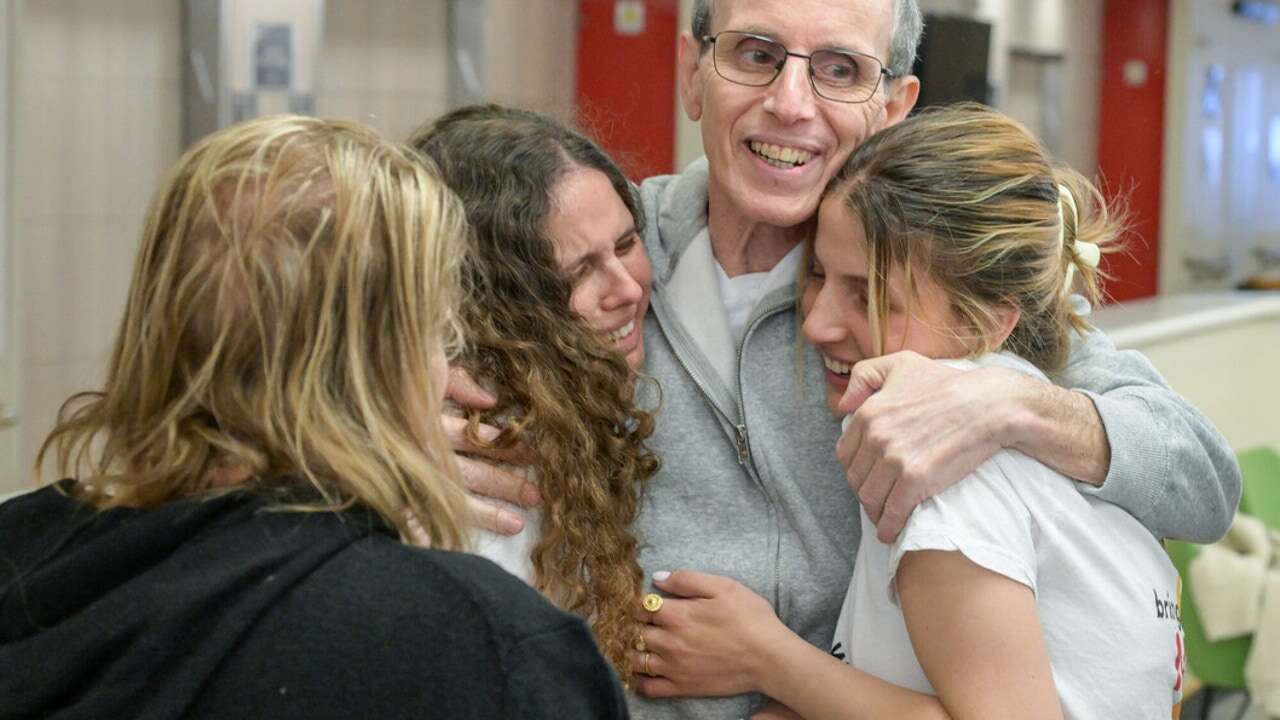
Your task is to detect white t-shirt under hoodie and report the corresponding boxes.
[471,466,541,584]
[832,352,1185,719]
[445,398,542,584]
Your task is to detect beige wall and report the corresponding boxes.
[1,0,577,494]
[9,0,185,492]
[482,0,578,120]
[1137,316,1280,452]
[1,1,18,493]
[317,0,450,142]
[1093,294,1280,453]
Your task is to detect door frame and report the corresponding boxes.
[0,0,24,493]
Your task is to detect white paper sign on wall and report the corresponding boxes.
[254,23,293,90]
[615,1,645,36]
[1123,59,1149,87]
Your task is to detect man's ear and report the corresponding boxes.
[677,32,706,122]
[882,74,920,127]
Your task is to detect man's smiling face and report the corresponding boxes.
[678,0,918,231]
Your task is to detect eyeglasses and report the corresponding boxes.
[702,31,894,104]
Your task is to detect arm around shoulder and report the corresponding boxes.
[1060,322,1240,541]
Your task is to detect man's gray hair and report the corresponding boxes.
[691,0,924,79]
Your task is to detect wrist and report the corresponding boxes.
[1007,382,1111,486]
[986,368,1038,452]
[754,624,812,700]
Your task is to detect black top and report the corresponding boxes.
[0,482,628,720]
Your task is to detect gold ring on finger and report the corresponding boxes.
[642,593,664,613]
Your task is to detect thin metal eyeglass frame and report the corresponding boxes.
[702,31,895,104]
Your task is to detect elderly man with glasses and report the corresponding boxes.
[623,0,1239,717]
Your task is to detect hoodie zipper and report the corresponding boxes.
[733,424,750,465]
[732,295,791,467]
[737,293,793,614]
[654,310,752,465]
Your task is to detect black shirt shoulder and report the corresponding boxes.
[195,529,629,720]
[0,485,627,720]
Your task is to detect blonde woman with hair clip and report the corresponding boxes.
[0,115,627,719]
[629,105,1185,719]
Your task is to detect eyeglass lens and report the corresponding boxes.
[712,32,883,102]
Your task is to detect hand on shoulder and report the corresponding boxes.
[836,351,1036,543]
[441,368,541,537]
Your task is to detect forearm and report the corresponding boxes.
[758,630,949,720]
[1083,387,1239,541]
[1060,324,1240,540]
[1002,377,1110,486]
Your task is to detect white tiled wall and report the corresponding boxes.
[2,0,579,494]
[316,0,451,142]
[1,0,17,494]
[9,0,184,492]
[482,0,577,118]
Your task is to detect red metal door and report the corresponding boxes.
[575,0,679,181]
[1097,0,1170,301]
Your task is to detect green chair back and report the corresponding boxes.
[1165,540,1252,690]
[1163,447,1280,691]
[1237,447,1280,529]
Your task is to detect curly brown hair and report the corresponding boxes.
[408,105,659,679]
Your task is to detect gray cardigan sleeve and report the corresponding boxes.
[1060,311,1241,543]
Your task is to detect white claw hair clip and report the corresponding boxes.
[1058,184,1101,291]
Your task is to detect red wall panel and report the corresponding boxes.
[575,0,678,181]
[1097,0,1170,302]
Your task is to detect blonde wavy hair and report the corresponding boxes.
[36,114,474,550]
[409,105,658,678]
[828,103,1126,373]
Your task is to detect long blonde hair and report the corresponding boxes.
[36,114,474,550]
[409,105,658,678]
[829,103,1125,373]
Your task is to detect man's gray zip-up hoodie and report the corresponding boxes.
[629,159,1240,720]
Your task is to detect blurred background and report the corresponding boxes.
[0,0,1277,496]
[0,2,1278,716]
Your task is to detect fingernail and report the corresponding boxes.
[499,512,524,535]
[652,571,671,582]
[521,484,541,506]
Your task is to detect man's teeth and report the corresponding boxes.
[750,141,812,168]
[823,355,852,375]
[610,320,635,341]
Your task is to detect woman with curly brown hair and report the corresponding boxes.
[409,104,660,681]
